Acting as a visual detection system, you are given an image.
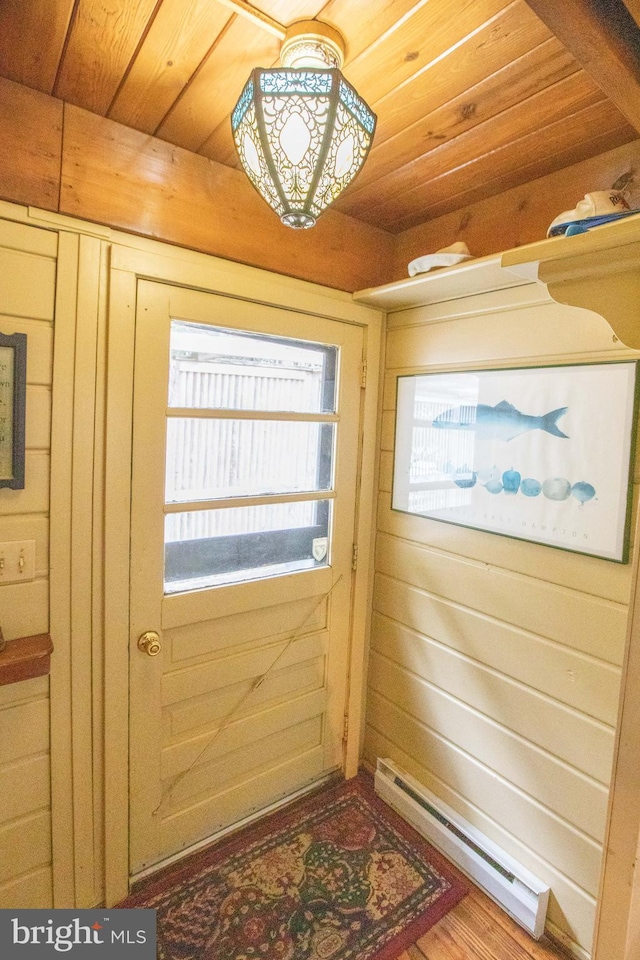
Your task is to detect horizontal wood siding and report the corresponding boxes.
[0,219,56,906]
[0,81,63,211]
[0,678,52,905]
[365,284,638,955]
[393,138,640,279]
[1,72,639,295]
[0,75,394,294]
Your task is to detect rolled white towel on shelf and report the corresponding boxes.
[408,241,473,277]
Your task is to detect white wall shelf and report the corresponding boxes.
[353,254,525,311]
[355,214,640,352]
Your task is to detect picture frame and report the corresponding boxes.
[0,331,27,490]
[392,361,638,563]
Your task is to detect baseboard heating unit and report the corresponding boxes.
[374,758,550,939]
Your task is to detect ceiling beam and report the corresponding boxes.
[624,0,640,29]
[214,0,286,39]
[524,0,640,133]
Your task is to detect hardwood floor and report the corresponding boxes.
[400,885,572,960]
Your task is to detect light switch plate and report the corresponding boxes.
[0,540,36,584]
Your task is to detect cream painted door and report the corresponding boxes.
[129,280,364,875]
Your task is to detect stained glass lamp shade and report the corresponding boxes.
[231,22,376,229]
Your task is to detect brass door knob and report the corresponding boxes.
[138,631,162,656]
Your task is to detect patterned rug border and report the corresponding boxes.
[120,771,469,960]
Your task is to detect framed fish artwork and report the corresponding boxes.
[392,361,638,562]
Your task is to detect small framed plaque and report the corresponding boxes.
[0,332,27,490]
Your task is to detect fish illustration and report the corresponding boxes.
[432,400,568,442]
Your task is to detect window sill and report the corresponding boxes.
[0,633,53,686]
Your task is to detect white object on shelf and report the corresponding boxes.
[408,241,473,276]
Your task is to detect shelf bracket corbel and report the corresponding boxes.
[502,231,640,350]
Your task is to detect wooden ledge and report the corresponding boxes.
[353,254,524,310]
[0,633,53,686]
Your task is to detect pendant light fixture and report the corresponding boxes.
[231,20,376,229]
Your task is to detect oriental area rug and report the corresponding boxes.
[120,772,468,960]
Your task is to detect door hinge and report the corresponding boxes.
[343,714,349,743]
[361,361,367,389]
[351,543,358,571]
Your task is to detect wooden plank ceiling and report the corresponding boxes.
[0,0,639,234]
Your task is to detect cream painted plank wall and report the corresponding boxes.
[0,219,56,907]
[364,284,638,957]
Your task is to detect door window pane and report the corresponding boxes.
[164,321,339,592]
[169,322,337,413]
[165,419,334,502]
[164,500,331,592]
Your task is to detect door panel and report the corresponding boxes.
[129,281,363,874]
[161,565,332,628]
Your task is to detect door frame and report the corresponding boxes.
[102,236,383,905]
